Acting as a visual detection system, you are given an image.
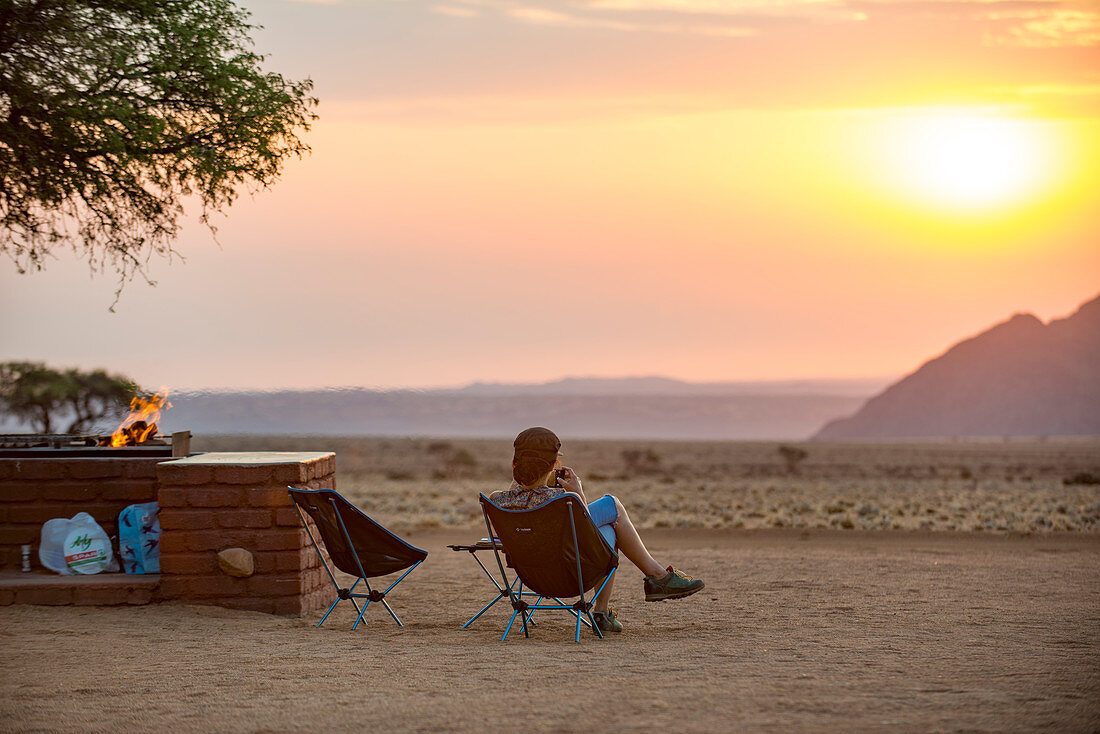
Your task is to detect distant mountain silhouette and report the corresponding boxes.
[151,377,890,440]
[449,376,890,397]
[815,294,1100,440]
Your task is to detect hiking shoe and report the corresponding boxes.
[644,566,705,602]
[592,609,622,634]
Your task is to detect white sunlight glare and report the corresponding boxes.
[882,111,1055,212]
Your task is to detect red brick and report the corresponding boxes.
[11,461,71,480]
[159,510,216,531]
[275,507,302,527]
[249,575,305,598]
[251,552,275,574]
[159,574,240,599]
[122,460,164,479]
[0,461,16,480]
[69,460,126,480]
[73,586,129,605]
[254,529,307,551]
[271,596,307,616]
[159,552,216,575]
[7,504,79,524]
[188,529,260,552]
[0,587,15,605]
[244,488,293,508]
[275,548,314,572]
[187,487,244,508]
[213,465,274,485]
[271,464,308,484]
[217,509,272,529]
[225,597,276,614]
[157,463,214,486]
[40,483,99,502]
[0,526,39,545]
[125,586,156,605]
[159,533,190,554]
[254,548,314,574]
[101,483,158,503]
[157,487,190,509]
[16,586,75,605]
[0,483,41,502]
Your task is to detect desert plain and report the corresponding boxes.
[2,436,1098,732]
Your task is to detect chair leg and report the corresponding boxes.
[351,599,371,631]
[587,610,604,639]
[462,590,508,629]
[317,597,341,627]
[381,599,403,627]
[502,608,521,641]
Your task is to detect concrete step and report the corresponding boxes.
[0,570,161,606]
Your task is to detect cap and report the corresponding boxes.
[513,426,561,461]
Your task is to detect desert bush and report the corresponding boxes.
[621,448,662,476]
[778,445,808,474]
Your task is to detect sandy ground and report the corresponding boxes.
[2,528,1098,733]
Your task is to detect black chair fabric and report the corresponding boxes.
[479,493,618,599]
[289,488,427,577]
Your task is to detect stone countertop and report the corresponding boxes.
[162,452,333,466]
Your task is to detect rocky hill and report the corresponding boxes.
[815,294,1100,439]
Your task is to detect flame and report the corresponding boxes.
[109,390,171,447]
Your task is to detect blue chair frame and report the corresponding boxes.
[289,487,427,630]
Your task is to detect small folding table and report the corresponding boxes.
[448,537,592,631]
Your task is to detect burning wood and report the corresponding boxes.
[108,391,171,447]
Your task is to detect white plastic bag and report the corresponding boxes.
[39,513,119,575]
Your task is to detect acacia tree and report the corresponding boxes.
[0,362,139,433]
[0,0,317,294]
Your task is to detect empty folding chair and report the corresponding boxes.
[289,486,427,630]
[479,492,618,642]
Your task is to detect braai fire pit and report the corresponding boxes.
[0,390,188,458]
[0,431,190,459]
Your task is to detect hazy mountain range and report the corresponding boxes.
[816,293,1100,440]
[6,295,1097,440]
[160,377,890,440]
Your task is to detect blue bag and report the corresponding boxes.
[118,502,161,574]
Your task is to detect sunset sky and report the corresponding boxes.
[1,0,1098,391]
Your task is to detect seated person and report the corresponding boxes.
[489,427,705,634]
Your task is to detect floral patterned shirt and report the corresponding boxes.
[488,480,565,510]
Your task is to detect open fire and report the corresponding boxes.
[0,387,188,458]
[108,391,171,447]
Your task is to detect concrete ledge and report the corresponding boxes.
[158,452,335,485]
[0,571,160,606]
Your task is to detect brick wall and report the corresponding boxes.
[0,458,163,570]
[156,452,335,616]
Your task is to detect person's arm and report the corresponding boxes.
[558,466,589,505]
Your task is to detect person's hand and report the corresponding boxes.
[558,466,586,503]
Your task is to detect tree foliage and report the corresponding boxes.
[0,361,139,433]
[0,0,317,290]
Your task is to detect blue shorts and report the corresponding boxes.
[587,494,618,550]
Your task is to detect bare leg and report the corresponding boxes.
[593,569,614,612]
[592,497,666,612]
[611,497,665,578]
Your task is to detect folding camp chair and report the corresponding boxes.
[289,487,427,630]
[479,493,618,642]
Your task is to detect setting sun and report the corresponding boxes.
[880,110,1058,212]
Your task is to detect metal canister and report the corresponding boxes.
[21,544,32,572]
